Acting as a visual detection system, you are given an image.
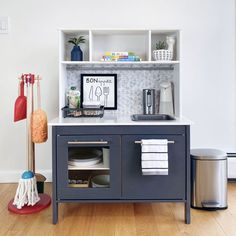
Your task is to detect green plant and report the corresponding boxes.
[156,41,167,50]
[68,36,86,46]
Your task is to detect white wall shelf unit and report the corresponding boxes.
[59,29,181,118]
[59,29,180,63]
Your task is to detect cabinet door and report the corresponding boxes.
[57,135,121,199]
[122,134,186,200]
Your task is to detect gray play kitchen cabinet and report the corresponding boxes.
[49,29,191,224]
[51,124,190,224]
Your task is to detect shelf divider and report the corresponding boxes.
[148,30,151,61]
[89,30,92,62]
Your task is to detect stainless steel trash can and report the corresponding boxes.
[191,148,227,210]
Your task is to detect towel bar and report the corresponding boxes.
[134,140,175,144]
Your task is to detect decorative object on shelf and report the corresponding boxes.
[31,79,48,143]
[159,81,174,116]
[8,74,51,214]
[81,74,117,110]
[91,175,110,188]
[153,41,172,61]
[101,51,142,62]
[68,36,85,61]
[83,101,100,108]
[68,179,89,188]
[66,86,81,108]
[62,106,104,118]
[166,36,176,60]
[102,148,110,167]
[68,149,102,168]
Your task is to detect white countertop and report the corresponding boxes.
[48,115,193,126]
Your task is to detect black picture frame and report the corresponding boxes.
[81,74,117,110]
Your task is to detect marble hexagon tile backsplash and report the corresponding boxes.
[67,65,174,115]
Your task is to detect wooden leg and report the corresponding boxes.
[185,202,191,224]
[53,201,58,224]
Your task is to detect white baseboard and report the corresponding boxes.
[0,159,236,183]
[228,158,236,179]
[0,170,52,183]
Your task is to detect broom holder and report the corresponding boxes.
[19,74,42,174]
[8,74,50,213]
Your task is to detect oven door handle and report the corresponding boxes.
[68,141,109,145]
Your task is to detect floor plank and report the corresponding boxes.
[152,203,181,236]
[134,203,159,236]
[0,183,236,236]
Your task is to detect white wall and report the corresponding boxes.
[0,0,235,182]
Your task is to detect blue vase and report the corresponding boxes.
[71,46,83,61]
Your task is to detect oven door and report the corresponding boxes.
[57,135,121,200]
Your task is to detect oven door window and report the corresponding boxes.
[68,146,110,189]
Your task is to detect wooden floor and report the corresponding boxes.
[1,183,236,236]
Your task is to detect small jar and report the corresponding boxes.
[67,86,80,108]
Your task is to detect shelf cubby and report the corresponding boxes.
[91,30,149,62]
[60,30,90,62]
[151,30,179,61]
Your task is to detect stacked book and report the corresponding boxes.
[101,52,142,62]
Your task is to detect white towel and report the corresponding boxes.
[141,139,169,176]
[141,153,168,161]
[142,161,168,169]
[141,139,168,145]
[142,145,168,153]
[142,169,168,176]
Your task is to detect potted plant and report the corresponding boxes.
[68,36,86,61]
[153,40,172,61]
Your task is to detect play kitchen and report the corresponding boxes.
[49,29,191,224]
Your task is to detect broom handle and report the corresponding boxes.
[26,75,35,173]
[26,79,31,171]
[31,80,35,173]
[37,80,41,109]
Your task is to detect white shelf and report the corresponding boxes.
[60,29,180,62]
[61,60,179,65]
[68,162,109,170]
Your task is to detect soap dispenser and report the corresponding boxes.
[159,81,174,116]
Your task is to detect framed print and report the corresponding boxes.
[81,74,117,110]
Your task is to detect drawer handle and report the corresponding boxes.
[68,141,109,145]
[134,140,175,144]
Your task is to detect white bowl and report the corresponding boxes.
[69,149,102,167]
[91,175,110,188]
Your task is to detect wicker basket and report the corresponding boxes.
[153,50,173,61]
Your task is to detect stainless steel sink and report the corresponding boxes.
[131,114,175,121]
